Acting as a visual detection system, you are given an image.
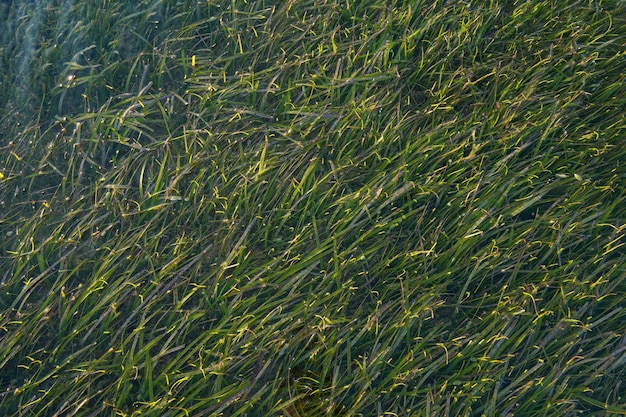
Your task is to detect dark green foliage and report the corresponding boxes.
[1,0,625,416]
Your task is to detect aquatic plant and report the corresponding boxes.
[1,0,625,415]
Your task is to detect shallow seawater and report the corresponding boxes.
[0,0,90,122]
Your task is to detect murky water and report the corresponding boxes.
[0,0,78,117]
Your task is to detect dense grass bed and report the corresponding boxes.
[1,0,625,415]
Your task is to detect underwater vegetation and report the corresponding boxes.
[0,0,625,415]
